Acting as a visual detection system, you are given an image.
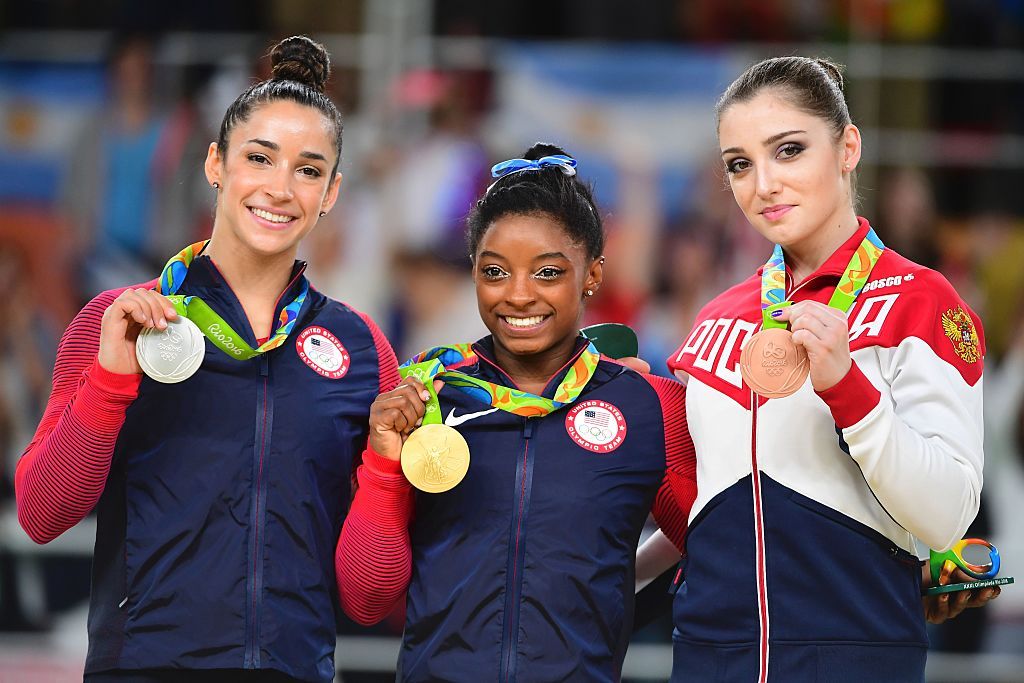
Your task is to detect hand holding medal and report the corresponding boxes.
[384,341,603,493]
[740,229,885,398]
[116,240,312,384]
[98,287,184,377]
[368,360,469,493]
[772,301,853,392]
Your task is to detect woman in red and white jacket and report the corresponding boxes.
[639,56,997,683]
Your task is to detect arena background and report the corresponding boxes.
[1,1,1023,681]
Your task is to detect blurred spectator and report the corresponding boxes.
[974,212,1024,362]
[632,154,764,374]
[877,167,940,269]
[388,245,487,361]
[302,146,401,322]
[376,69,490,357]
[380,69,489,253]
[63,33,212,298]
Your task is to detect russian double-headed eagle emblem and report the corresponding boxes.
[941,307,980,364]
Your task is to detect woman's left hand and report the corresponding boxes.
[921,564,1001,624]
[775,301,851,392]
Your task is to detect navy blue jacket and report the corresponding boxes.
[392,337,691,682]
[80,258,394,681]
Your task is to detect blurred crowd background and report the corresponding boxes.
[1,1,1023,681]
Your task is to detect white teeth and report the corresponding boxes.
[503,316,546,328]
[250,207,293,224]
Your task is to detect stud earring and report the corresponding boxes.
[843,164,850,171]
[212,182,220,189]
[319,211,327,217]
[585,289,594,297]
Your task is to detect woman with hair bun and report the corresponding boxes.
[335,143,698,682]
[16,36,398,682]
[638,55,996,682]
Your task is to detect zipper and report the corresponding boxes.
[244,353,274,667]
[750,394,770,683]
[499,418,536,683]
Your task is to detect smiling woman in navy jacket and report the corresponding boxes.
[15,37,398,682]
[336,143,697,682]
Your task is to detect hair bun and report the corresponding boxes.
[814,58,845,92]
[270,35,330,92]
[523,142,571,161]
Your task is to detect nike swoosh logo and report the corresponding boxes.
[445,407,499,427]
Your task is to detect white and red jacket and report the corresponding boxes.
[666,218,984,683]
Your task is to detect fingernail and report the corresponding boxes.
[770,309,783,317]
[415,418,423,427]
[421,391,430,401]
[157,318,167,328]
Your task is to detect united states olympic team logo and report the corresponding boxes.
[296,326,350,379]
[565,400,627,453]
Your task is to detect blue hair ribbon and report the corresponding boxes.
[490,154,577,179]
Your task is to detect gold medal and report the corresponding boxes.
[401,424,471,493]
[739,327,809,399]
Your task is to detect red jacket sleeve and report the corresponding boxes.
[15,287,143,544]
[335,309,412,624]
[335,446,415,625]
[641,373,697,553]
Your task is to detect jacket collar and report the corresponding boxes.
[469,335,591,398]
[178,255,310,345]
[755,216,874,290]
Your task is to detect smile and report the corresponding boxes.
[760,205,794,221]
[249,207,295,224]
[502,315,549,329]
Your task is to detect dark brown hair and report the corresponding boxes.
[716,56,850,139]
[717,56,856,201]
[217,35,343,174]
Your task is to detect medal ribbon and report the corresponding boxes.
[155,240,309,360]
[759,228,885,330]
[399,341,600,425]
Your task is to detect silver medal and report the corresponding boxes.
[135,316,205,383]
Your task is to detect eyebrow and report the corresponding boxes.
[720,129,806,156]
[476,251,571,261]
[246,138,328,162]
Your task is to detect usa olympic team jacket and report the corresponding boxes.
[667,218,984,683]
[16,256,398,682]
[336,336,697,683]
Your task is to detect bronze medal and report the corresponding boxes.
[401,423,471,493]
[739,327,809,399]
